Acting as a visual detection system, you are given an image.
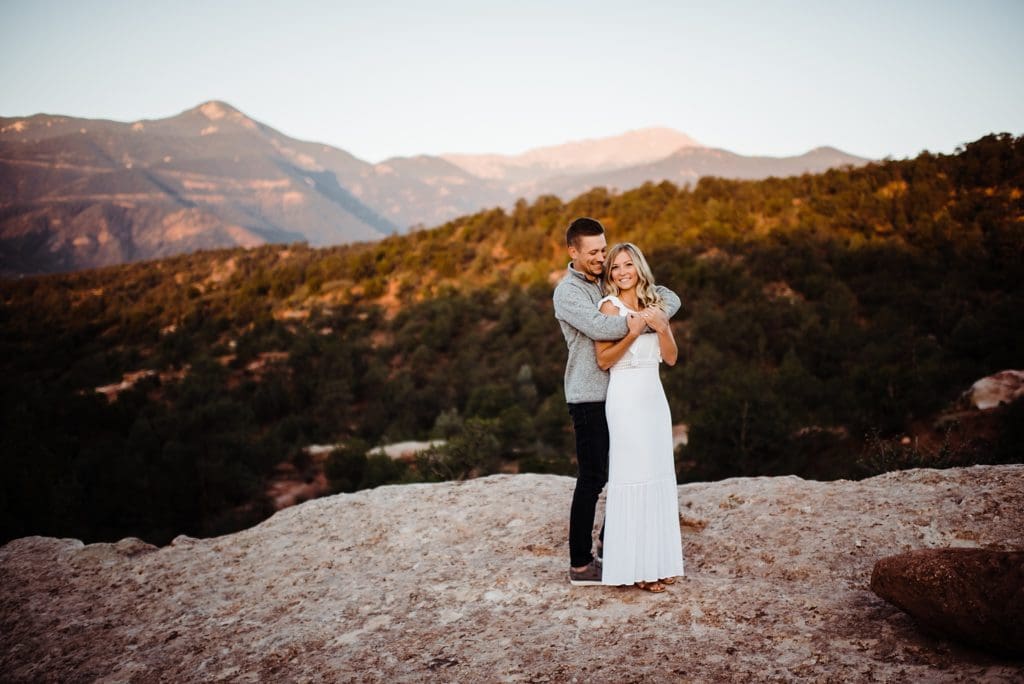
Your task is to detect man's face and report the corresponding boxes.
[568,234,608,281]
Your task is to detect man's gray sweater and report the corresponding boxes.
[553,263,681,404]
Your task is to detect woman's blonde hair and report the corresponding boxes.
[603,242,664,310]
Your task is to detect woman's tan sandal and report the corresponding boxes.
[659,577,677,585]
[635,581,666,593]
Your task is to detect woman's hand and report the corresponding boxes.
[640,308,670,333]
[626,312,647,336]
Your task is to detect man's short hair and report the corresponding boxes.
[566,217,605,248]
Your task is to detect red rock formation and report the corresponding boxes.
[870,548,1024,657]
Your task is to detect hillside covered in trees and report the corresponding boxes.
[2,133,1021,546]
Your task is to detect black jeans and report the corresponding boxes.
[567,401,608,568]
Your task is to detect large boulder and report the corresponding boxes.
[870,548,1024,657]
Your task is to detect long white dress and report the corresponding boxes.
[600,295,685,585]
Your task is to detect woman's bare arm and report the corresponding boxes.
[646,309,678,366]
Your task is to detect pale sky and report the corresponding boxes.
[2,0,1022,163]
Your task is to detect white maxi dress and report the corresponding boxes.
[600,295,685,585]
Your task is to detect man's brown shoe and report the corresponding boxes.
[569,560,602,586]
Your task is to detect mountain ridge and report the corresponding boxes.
[1,100,870,275]
[0,101,398,276]
[440,126,703,180]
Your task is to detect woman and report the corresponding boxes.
[594,243,685,593]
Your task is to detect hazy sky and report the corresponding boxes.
[2,0,1022,163]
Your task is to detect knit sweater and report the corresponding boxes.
[552,263,681,403]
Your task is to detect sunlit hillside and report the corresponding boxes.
[2,133,1021,546]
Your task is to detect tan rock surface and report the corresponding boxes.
[2,466,1023,682]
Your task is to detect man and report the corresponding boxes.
[552,217,681,585]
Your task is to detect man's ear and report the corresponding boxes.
[567,243,578,260]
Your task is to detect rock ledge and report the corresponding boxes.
[2,466,1023,681]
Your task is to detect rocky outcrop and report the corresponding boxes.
[870,548,1024,657]
[2,466,1022,682]
[371,440,447,462]
[967,370,1024,410]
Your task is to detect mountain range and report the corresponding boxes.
[0,101,868,275]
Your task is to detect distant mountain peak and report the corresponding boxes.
[535,126,700,154]
[193,100,242,120]
[199,102,231,120]
[442,126,703,180]
[171,101,258,133]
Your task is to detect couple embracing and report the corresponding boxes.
[553,217,685,593]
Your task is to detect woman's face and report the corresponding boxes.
[608,250,638,292]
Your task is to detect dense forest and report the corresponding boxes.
[2,133,1022,546]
